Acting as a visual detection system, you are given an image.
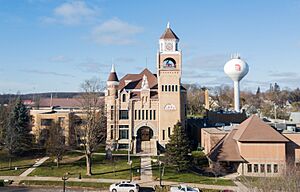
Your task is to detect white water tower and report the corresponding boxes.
[224,54,249,112]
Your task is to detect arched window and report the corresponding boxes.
[163,58,176,68]
[165,85,168,92]
[168,85,171,92]
[122,94,126,102]
[172,85,174,92]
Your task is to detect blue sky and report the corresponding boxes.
[0,0,300,93]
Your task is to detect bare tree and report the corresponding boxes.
[45,122,66,168]
[78,78,106,176]
[241,163,300,192]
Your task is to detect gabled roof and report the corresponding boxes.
[160,27,179,40]
[208,128,245,162]
[118,68,157,90]
[233,115,289,142]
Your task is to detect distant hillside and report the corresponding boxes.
[0,92,104,104]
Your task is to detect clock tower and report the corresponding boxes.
[157,23,185,146]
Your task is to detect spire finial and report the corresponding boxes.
[167,21,170,28]
[111,63,115,73]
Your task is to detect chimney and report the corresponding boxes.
[204,89,210,110]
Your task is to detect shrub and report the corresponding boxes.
[191,150,208,166]
[0,180,4,187]
[154,185,170,192]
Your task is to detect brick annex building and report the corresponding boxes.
[105,24,187,154]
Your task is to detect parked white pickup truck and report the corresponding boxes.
[170,185,200,192]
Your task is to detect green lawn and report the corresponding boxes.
[152,162,235,186]
[19,180,111,189]
[0,150,38,176]
[30,154,141,179]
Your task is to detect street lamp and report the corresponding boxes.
[128,160,133,181]
[62,172,70,192]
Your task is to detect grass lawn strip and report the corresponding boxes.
[29,155,140,179]
[19,180,111,189]
[0,151,38,176]
[152,162,235,186]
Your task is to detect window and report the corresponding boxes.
[247,164,252,173]
[162,85,164,92]
[168,85,171,92]
[119,125,129,139]
[118,144,129,149]
[175,85,178,92]
[163,58,176,68]
[58,117,65,126]
[267,164,271,173]
[111,109,114,120]
[274,164,278,173]
[146,110,148,120]
[134,110,137,120]
[41,119,53,126]
[165,85,168,92]
[153,110,156,120]
[111,105,114,109]
[138,110,141,120]
[119,110,129,119]
[254,164,258,173]
[168,127,171,137]
[172,85,174,92]
[142,110,145,120]
[162,130,165,140]
[260,164,265,173]
[150,110,152,120]
[110,126,113,140]
[122,94,126,102]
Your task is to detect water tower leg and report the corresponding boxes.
[234,81,240,112]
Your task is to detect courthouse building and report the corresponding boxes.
[105,24,187,154]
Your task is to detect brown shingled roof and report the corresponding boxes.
[108,72,119,81]
[38,97,104,108]
[118,68,157,90]
[208,128,245,162]
[160,27,179,40]
[233,115,289,142]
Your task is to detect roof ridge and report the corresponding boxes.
[236,115,255,141]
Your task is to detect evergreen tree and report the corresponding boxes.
[165,122,191,172]
[6,98,32,156]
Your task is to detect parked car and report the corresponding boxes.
[109,181,140,192]
[170,185,200,192]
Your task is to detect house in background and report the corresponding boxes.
[202,115,300,177]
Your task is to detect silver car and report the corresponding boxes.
[109,181,140,192]
[170,184,200,192]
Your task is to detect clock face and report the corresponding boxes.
[165,42,173,51]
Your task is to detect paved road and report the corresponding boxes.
[0,186,155,192]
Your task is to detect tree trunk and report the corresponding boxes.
[9,157,12,169]
[86,153,92,176]
[56,156,59,168]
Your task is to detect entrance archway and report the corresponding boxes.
[136,126,154,153]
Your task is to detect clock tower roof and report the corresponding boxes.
[107,64,119,82]
[160,23,179,40]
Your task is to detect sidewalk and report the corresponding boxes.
[140,156,152,182]
[19,157,49,177]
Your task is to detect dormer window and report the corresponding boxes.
[122,94,126,102]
